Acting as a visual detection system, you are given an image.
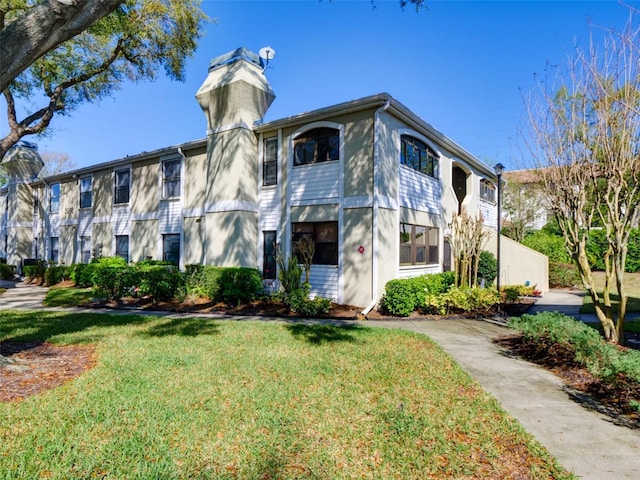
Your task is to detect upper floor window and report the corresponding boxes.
[79,177,92,209]
[114,169,130,204]
[163,159,181,198]
[293,128,339,166]
[263,137,278,186]
[400,223,439,266]
[480,179,496,203]
[49,183,60,212]
[400,135,438,178]
[292,221,338,265]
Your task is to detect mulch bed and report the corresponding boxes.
[495,334,640,429]
[0,342,96,403]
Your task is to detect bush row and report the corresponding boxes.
[509,312,640,388]
[379,272,455,316]
[424,286,500,316]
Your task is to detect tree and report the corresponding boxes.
[524,12,640,344]
[0,0,207,160]
[449,210,490,288]
[501,179,543,242]
[0,0,126,93]
[38,151,75,177]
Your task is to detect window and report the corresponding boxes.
[400,135,438,178]
[80,177,92,209]
[293,128,339,166]
[163,234,180,265]
[263,137,278,186]
[400,223,439,266]
[80,236,91,264]
[50,237,59,263]
[114,169,130,204]
[163,159,181,198]
[50,183,60,212]
[263,231,277,279]
[480,179,496,203]
[292,222,338,265]
[115,235,129,263]
[33,193,39,214]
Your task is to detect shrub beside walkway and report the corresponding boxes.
[1,281,639,479]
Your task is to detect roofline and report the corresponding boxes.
[37,137,207,184]
[255,92,496,179]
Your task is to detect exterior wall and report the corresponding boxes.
[342,208,373,308]
[92,222,112,258]
[93,169,113,219]
[485,232,549,293]
[130,220,157,262]
[205,211,257,267]
[183,216,206,265]
[131,159,159,216]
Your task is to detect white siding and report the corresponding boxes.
[259,187,279,230]
[479,199,497,229]
[399,167,441,214]
[290,162,340,203]
[113,205,130,235]
[78,210,92,237]
[398,265,441,279]
[159,199,181,234]
[49,212,60,236]
[308,265,339,302]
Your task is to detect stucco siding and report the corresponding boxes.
[342,208,373,308]
[131,160,159,215]
[93,169,113,218]
[205,211,257,267]
[130,220,158,262]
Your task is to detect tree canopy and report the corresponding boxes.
[0,0,207,160]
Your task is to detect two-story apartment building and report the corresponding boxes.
[0,47,547,308]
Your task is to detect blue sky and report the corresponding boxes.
[3,0,638,171]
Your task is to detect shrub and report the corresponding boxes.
[549,262,580,288]
[587,228,640,272]
[136,265,184,302]
[424,286,500,316]
[509,312,640,384]
[217,267,263,305]
[23,261,46,280]
[184,265,223,300]
[379,272,455,317]
[476,250,497,285]
[285,284,331,317]
[91,257,132,299]
[44,265,71,286]
[0,262,15,280]
[71,263,96,287]
[522,230,571,264]
[277,253,302,294]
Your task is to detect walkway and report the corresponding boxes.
[1,282,639,478]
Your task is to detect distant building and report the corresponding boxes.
[0,48,548,305]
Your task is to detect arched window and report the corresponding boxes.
[293,127,339,166]
[400,135,438,178]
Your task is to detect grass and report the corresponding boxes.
[580,271,640,314]
[0,310,572,479]
[42,285,94,307]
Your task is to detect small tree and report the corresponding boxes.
[293,237,315,285]
[449,210,490,288]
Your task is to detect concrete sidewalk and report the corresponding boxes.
[1,281,640,478]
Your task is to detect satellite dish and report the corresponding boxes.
[259,46,276,71]
[259,46,276,61]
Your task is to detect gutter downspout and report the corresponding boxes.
[177,147,191,269]
[362,98,391,316]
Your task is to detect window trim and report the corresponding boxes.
[480,179,496,204]
[49,183,60,213]
[162,158,182,199]
[263,137,278,186]
[293,127,340,167]
[79,176,93,209]
[114,168,131,205]
[399,222,439,266]
[400,133,440,179]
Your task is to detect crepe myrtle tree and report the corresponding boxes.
[523,11,640,344]
[0,0,207,160]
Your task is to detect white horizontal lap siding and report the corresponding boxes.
[397,265,440,279]
[258,188,279,230]
[49,212,60,236]
[479,200,497,228]
[290,162,340,203]
[113,205,130,235]
[159,200,181,234]
[308,266,339,302]
[78,210,92,237]
[399,168,441,214]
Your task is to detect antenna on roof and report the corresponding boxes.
[258,46,276,72]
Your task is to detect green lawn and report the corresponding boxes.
[0,310,571,479]
[42,285,94,307]
[581,272,640,314]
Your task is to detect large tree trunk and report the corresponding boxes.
[0,0,124,92]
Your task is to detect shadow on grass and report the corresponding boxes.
[580,293,640,314]
[139,317,221,337]
[0,310,148,345]
[43,287,94,308]
[285,323,363,345]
